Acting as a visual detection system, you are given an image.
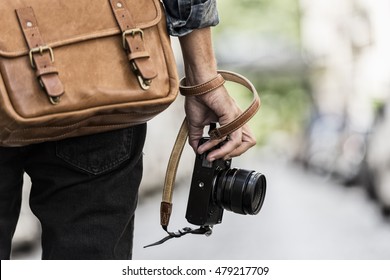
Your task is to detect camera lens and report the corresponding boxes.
[214,168,266,215]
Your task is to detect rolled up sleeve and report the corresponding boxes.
[162,0,219,36]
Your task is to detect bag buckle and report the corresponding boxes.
[122,28,151,90]
[122,28,144,49]
[131,61,151,90]
[29,46,54,68]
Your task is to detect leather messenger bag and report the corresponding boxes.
[0,0,178,147]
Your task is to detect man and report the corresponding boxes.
[0,0,256,259]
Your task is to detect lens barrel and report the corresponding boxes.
[215,168,266,215]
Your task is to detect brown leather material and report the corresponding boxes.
[161,71,261,228]
[179,73,225,96]
[15,7,65,99]
[179,70,260,140]
[160,201,173,227]
[0,0,178,147]
[161,118,188,206]
[160,118,188,227]
[109,0,157,82]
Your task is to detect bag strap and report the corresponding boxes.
[108,0,157,89]
[16,7,64,104]
[160,70,260,231]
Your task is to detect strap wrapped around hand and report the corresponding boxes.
[179,70,261,140]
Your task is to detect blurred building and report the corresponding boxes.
[301,0,390,123]
[299,0,390,212]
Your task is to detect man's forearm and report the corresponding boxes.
[178,27,218,85]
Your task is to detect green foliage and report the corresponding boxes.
[253,76,310,145]
[226,75,310,146]
[214,0,308,146]
[215,0,301,44]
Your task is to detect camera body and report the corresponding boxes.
[185,137,266,226]
[185,137,228,226]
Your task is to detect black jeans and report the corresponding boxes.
[0,124,146,260]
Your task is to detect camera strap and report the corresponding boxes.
[144,118,213,248]
[145,70,260,248]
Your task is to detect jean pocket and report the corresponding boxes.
[56,126,144,175]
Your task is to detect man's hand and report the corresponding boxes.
[184,84,256,161]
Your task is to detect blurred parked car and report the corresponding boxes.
[299,111,368,186]
[365,100,390,217]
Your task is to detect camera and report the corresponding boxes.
[185,137,267,226]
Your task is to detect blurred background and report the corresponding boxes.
[11,0,390,259]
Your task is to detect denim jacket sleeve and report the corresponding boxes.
[161,0,219,36]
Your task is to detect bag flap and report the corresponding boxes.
[0,0,162,57]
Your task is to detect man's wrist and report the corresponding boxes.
[183,65,218,86]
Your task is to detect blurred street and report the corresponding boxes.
[13,149,390,260]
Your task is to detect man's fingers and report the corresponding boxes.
[227,126,256,158]
[197,130,242,161]
[203,125,257,161]
[223,140,256,160]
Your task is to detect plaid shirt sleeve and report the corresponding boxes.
[161,0,219,36]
